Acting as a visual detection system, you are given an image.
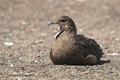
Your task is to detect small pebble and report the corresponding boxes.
[107,53,118,56]
[115,38,119,41]
[10,64,14,67]
[4,42,14,46]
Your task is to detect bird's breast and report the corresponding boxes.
[51,37,76,59]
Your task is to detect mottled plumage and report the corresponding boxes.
[48,16,103,65]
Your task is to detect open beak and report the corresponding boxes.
[48,21,63,39]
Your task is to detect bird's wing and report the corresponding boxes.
[76,35,103,60]
[80,38,103,60]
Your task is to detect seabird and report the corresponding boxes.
[48,15,103,65]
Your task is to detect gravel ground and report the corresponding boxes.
[0,0,120,80]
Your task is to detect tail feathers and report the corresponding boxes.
[100,48,104,55]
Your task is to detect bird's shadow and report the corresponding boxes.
[53,60,110,66]
[95,60,110,65]
[82,60,110,66]
[80,60,110,66]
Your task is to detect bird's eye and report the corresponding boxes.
[60,20,66,22]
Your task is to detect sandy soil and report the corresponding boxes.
[0,0,120,80]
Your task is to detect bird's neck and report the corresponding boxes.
[66,30,76,37]
[56,30,76,40]
[66,25,77,37]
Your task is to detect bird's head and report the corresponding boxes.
[48,16,77,39]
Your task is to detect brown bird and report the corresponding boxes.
[48,16,103,65]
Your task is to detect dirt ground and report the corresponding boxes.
[0,0,120,80]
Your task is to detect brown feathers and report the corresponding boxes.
[48,16,103,65]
